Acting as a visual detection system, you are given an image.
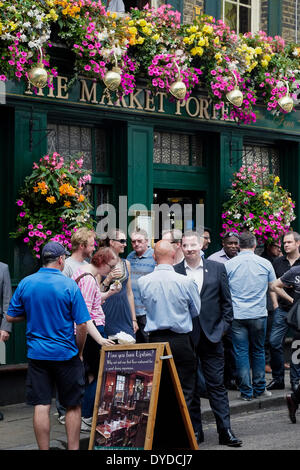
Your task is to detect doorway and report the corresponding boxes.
[153,188,205,240]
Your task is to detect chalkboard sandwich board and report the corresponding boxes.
[88,342,198,450]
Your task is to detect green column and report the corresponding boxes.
[126,124,154,242]
[204,0,221,19]
[268,0,282,36]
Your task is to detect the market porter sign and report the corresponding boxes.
[24,74,233,122]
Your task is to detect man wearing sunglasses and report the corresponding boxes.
[127,229,156,343]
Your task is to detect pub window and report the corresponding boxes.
[153,131,204,167]
[115,374,126,403]
[242,143,280,184]
[47,123,107,173]
[221,0,260,34]
[47,123,111,218]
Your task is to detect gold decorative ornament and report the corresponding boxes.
[278,81,294,113]
[28,45,48,88]
[103,54,121,91]
[226,71,243,107]
[169,61,187,100]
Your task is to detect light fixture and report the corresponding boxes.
[169,61,187,100]
[278,80,294,113]
[226,71,243,107]
[28,45,48,89]
[103,54,121,91]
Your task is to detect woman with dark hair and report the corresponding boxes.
[100,229,138,340]
[72,246,121,431]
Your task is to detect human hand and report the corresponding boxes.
[133,320,139,333]
[100,338,116,346]
[0,330,10,342]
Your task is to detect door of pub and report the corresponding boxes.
[153,189,205,240]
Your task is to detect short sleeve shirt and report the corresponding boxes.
[281,265,300,302]
[7,268,90,360]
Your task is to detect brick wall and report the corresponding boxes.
[182,0,204,25]
[260,0,269,33]
[180,0,300,44]
[282,0,300,43]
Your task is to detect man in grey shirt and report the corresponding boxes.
[63,228,95,278]
[0,262,12,421]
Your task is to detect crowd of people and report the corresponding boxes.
[1,225,300,449]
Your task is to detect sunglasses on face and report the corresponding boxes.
[112,239,127,244]
[224,232,239,239]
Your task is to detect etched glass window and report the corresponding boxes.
[242,143,280,185]
[153,131,204,167]
[47,123,107,173]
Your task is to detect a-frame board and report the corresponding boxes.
[88,342,198,450]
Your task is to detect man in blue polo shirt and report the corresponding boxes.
[127,229,156,343]
[7,241,90,450]
[225,231,276,401]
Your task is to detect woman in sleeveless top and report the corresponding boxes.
[101,229,138,339]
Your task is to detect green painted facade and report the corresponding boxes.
[1,73,300,364]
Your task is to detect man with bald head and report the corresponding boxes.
[137,240,200,410]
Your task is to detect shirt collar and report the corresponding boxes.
[238,250,255,256]
[184,258,203,270]
[133,247,152,259]
[155,264,174,271]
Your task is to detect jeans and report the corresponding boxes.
[269,307,300,385]
[232,317,267,399]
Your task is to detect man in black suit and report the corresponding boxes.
[174,230,242,447]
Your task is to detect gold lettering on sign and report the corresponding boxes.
[199,98,210,119]
[80,80,98,104]
[128,88,143,110]
[175,100,185,116]
[186,97,200,118]
[156,92,167,113]
[99,89,115,106]
[56,76,69,99]
[144,90,155,112]
[114,96,128,108]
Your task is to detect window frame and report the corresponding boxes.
[221,0,260,34]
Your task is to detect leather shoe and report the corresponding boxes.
[0,411,3,421]
[266,379,285,391]
[219,428,242,447]
[286,394,298,424]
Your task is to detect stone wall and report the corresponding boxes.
[282,0,300,43]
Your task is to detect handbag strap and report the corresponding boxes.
[74,272,97,284]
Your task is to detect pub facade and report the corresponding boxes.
[0,0,300,403]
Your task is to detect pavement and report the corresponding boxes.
[0,370,291,451]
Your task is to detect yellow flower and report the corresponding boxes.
[46,196,56,204]
[128,20,134,26]
[59,183,76,197]
[213,37,220,45]
[189,26,198,33]
[77,194,85,202]
[152,34,159,41]
[64,201,71,208]
[183,36,190,44]
[274,176,280,186]
[255,47,263,55]
[191,47,204,56]
[202,24,213,34]
[137,36,145,44]
[261,59,268,67]
[128,26,137,35]
[138,19,147,27]
[215,52,222,61]
[198,37,206,47]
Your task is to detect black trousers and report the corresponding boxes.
[190,328,231,434]
[149,330,197,411]
[135,315,149,343]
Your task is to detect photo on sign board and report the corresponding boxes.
[91,346,157,450]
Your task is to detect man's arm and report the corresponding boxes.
[1,265,12,334]
[219,265,233,332]
[270,278,294,305]
[75,322,87,360]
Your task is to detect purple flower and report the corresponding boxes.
[17,200,24,206]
